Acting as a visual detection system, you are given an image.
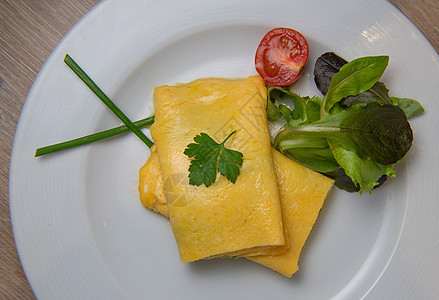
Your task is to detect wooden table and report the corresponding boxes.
[0,0,438,298]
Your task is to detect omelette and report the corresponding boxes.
[149,76,285,262]
[248,149,334,277]
[139,147,333,276]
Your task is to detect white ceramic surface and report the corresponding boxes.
[9,0,439,299]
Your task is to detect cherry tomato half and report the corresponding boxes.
[255,27,309,86]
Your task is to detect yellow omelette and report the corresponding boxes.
[248,149,334,277]
[139,147,333,276]
[149,76,285,262]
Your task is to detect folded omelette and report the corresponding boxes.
[140,146,333,276]
[149,76,285,262]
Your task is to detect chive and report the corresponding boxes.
[63,54,154,148]
[35,116,155,157]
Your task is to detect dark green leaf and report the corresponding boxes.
[336,103,413,165]
[184,133,219,159]
[341,81,392,106]
[188,150,219,187]
[184,131,243,187]
[218,148,243,183]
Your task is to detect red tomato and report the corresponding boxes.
[255,27,309,86]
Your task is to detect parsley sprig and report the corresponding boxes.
[184,131,243,187]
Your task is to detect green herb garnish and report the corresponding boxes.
[35,116,154,156]
[184,131,243,187]
[63,54,153,148]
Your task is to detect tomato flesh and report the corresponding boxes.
[255,27,309,86]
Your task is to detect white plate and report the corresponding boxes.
[9,0,439,299]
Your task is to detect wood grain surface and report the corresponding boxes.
[0,0,437,298]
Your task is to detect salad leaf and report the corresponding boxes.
[314,52,392,106]
[324,168,387,193]
[269,53,422,194]
[335,103,412,165]
[284,146,339,173]
[331,147,396,193]
[184,131,243,187]
[267,96,283,121]
[274,103,412,193]
[314,52,349,94]
[305,97,323,122]
[267,87,308,126]
[276,134,337,172]
[341,81,392,106]
[267,87,324,126]
[276,103,413,160]
[314,52,424,120]
[321,55,389,117]
[391,97,425,119]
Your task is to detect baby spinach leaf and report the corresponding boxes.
[341,81,392,107]
[314,52,424,120]
[336,103,413,165]
[321,55,389,117]
[301,103,412,165]
[314,52,392,106]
